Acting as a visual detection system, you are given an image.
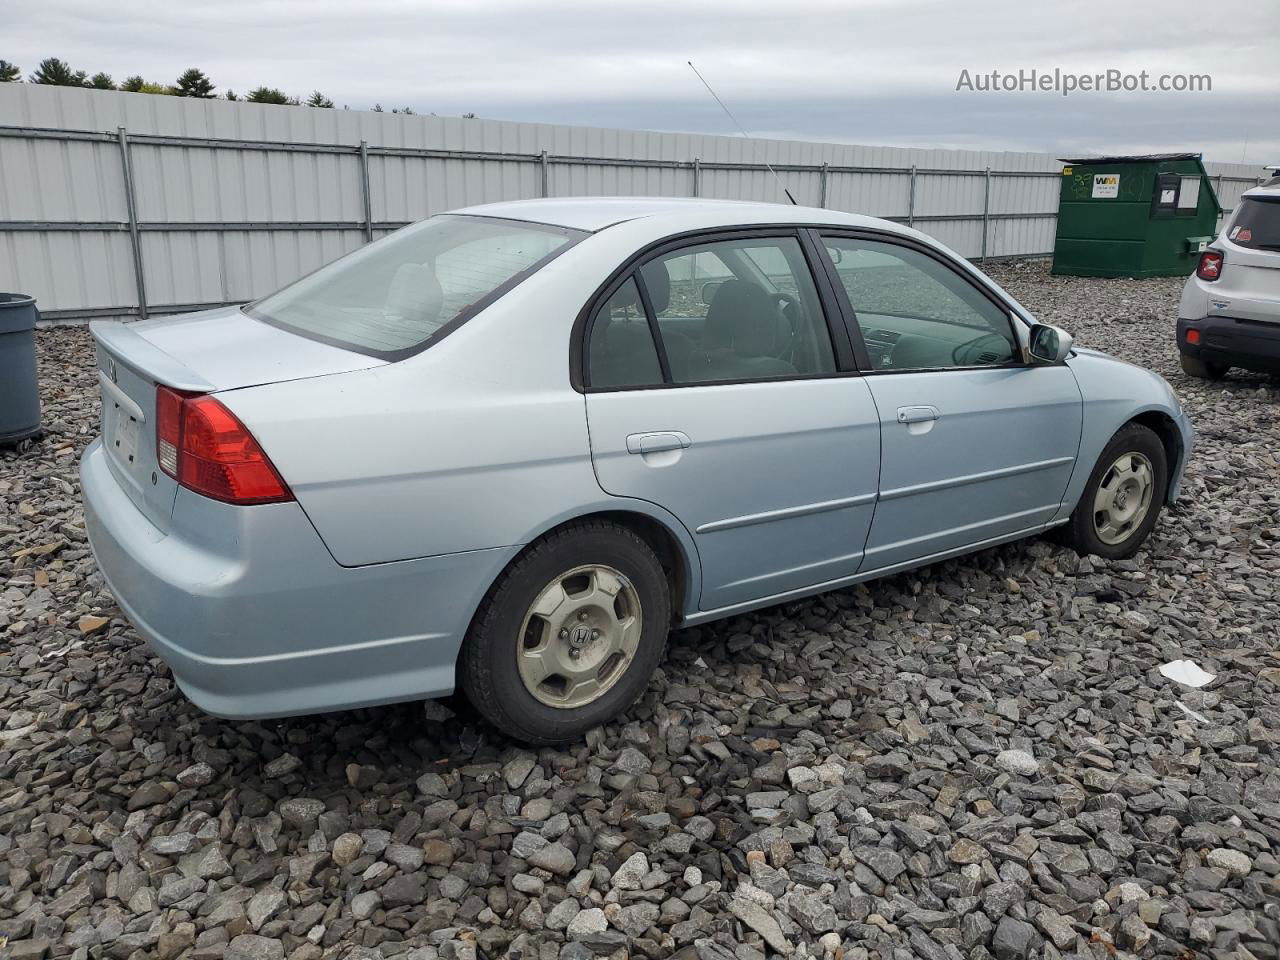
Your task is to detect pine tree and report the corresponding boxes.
[175,68,215,98]
[0,60,21,83]
[89,72,116,90]
[30,58,87,86]
[247,86,290,104]
[225,90,239,101]
[305,90,334,108]
[120,75,145,92]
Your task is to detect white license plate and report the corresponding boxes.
[108,403,141,469]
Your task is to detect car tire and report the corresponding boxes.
[1180,353,1228,379]
[459,519,671,745]
[1062,423,1168,560]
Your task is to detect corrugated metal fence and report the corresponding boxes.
[0,85,1267,323]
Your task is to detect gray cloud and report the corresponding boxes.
[6,0,1278,166]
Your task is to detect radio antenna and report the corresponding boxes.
[688,60,797,205]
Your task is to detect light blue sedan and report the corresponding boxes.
[81,198,1192,743]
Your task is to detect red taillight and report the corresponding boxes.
[1196,250,1223,281]
[1185,328,1201,345]
[155,386,293,505]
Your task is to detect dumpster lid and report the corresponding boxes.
[1058,153,1201,164]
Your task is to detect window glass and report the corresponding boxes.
[639,236,835,384]
[1229,198,1280,250]
[247,215,574,356]
[587,277,663,389]
[824,237,1018,371]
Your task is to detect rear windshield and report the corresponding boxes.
[1228,197,1280,251]
[246,215,581,358]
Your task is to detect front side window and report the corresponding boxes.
[823,237,1018,371]
[638,236,836,384]
[247,215,577,357]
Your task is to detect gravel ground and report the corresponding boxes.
[1,261,1277,960]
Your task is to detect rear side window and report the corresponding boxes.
[1229,198,1280,250]
[587,278,664,389]
[246,216,578,358]
[585,235,839,390]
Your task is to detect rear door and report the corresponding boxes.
[582,230,881,612]
[817,232,1082,573]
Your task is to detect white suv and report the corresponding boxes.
[1178,176,1280,378]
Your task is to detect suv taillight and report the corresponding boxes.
[155,386,293,505]
[1196,250,1224,281]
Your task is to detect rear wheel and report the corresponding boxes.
[459,520,670,744]
[1180,353,1228,379]
[1062,423,1168,560]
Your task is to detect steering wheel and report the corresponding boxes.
[952,332,1012,367]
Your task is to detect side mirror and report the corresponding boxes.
[1027,323,1074,364]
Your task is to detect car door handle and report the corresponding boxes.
[626,431,692,454]
[896,405,940,424]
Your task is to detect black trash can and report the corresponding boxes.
[0,293,42,444]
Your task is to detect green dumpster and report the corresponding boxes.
[1051,153,1222,278]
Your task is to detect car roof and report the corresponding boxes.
[450,196,896,234]
[1242,181,1280,200]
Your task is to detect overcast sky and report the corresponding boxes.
[8,0,1279,166]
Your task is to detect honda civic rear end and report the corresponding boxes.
[80,215,582,718]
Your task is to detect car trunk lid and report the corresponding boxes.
[91,307,385,530]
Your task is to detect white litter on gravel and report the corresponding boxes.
[1176,701,1210,723]
[1159,659,1215,687]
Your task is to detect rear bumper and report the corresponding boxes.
[1178,315,1280,373]
[80,438,511,718]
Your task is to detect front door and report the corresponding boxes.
[582,232,881,612]
[818,232,1083,572]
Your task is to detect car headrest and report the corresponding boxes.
[385,263,443,323]
[639,261,671,314]
[703,280,779,357]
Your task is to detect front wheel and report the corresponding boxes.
[459,520,671,744]
[1062,423,1168,560]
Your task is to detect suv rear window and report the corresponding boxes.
[246,215,581,358]
[1229,197,1280,251]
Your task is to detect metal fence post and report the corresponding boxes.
[981,166,992,262]
[819,162,829,208]
[907,164,917,227]
[116,126,148,319]
[540,150,549,197]
[692,158,701,197]
[358,141,374,243]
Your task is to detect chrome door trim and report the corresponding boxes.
[877,455,1075,502]
[695,491,879,534]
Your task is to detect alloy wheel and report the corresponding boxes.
[516,564,643,708]
[1093,451,1155,546]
